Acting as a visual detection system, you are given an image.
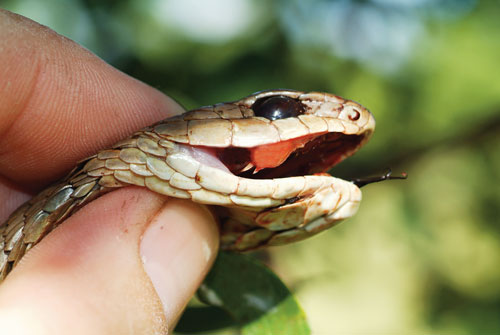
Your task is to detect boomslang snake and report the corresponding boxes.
[0,89,383,282]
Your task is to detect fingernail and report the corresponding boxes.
[140,199,218,323]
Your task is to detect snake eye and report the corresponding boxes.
[252,96,305,121]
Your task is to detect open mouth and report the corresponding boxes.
[214,132,364,179]
[184,130,405,188]
[183,131,365,183]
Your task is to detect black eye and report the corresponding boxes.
[252,96,305,121]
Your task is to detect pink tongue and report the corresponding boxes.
[250,133,323,172]
[177,144,231,173]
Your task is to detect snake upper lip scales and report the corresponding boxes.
[0,89,375,281]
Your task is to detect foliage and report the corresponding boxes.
[177,252,309,334]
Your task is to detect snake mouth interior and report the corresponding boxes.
[214,132,365,179]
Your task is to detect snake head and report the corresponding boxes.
[233,89,375,177]
[149,89,375,250]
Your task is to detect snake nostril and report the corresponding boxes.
[348,109,360,121]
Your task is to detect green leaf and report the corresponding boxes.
[196,251,310,335]
[175,305,234,333]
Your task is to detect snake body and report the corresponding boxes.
[0,89,375,281]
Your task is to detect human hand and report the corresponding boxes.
[0,9,219,334]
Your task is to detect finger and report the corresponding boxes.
[0,9,184,190]
[0,187,219,334]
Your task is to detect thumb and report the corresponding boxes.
[0,187,219,334]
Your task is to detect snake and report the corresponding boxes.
[0,89,379,282]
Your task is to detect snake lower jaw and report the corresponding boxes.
[218,176,362,251]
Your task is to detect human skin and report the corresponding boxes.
[0,9,219,334]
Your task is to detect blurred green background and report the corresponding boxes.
[2,0,499,333]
